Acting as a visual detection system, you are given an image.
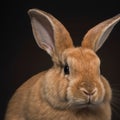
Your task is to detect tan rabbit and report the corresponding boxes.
[4,9,120,120]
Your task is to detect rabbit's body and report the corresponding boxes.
[4,9,120,120]
[5,70,111,120]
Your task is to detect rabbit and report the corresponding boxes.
[4,8,120,120]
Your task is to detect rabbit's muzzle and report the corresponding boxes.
[67,79,105,109]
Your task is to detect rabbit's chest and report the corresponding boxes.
[25,108,107,120]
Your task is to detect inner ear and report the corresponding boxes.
[28,9,74,58]
[28,9,55,55]
[81,14,120,52]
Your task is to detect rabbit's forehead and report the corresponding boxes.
[62,47,100,64]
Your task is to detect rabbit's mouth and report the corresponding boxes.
[69,103,99,110]
[68,98,102,109]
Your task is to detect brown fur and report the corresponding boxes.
[4,9,120,120]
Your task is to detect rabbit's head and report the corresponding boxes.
[28,9,120,110]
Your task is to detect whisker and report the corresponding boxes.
[111,103,120,119]
[112,95,120,101]
[113,95,120,99]
[112,89,120,93]
[110,83,120,87]
[66,102,72,110]
[111,86,120,119]
[112,87,120,100]
[111,101,120,110]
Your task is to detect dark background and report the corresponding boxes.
[1,1,120,120]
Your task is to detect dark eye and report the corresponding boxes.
[64,64,70,75]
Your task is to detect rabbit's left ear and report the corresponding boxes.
[28,9,73,58]
[82,14,120,52]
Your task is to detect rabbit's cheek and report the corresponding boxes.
[98,80,106,100]
[67,82,88,105]
[90,91,103,105]
[57,78,69,101]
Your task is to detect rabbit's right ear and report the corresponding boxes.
[81,14,120,52]
[28,9,73,58]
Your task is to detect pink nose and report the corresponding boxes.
[82,89,96,96]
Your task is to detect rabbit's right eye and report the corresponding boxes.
[64,64,70,75]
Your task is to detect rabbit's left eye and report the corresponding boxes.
[64,64,69,75]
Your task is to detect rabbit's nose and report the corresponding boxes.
[81,88,97,97]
